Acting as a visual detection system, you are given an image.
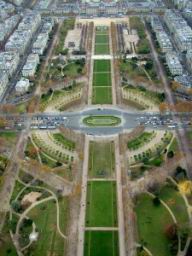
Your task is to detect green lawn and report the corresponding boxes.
[127,132,154,150]
[135,193,175,256]
[88,141,115,178]
[63,62,82,78]
[95,44,110,55]
[0,215,18,256]
[0,131,17,141]
[84,231,119,256]
[27,199,66,256]
[52,133,75,151]
[86,181,117,227]
[93,60,111,73]
[159,184,189,229]
[168,138,179,153]
[11,180,25,201]
[95,34,109,44]
[39,152,58,168]
[93,72,111,87]
[84,115,121,127]
[92,87,112,104]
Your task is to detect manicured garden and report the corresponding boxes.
[92,87,112,104]
[52,133,75,151]
[93,72,111,87]
[95,44,110,55]
[92,59,112,104]
[127,132,155,150]
[93,60,111,73]
[84,231,119,256]
[86,181,117,227]
[95,34,109,44]
[31,133,74,164]
[83,115,121,127]
[88,141,115,178]
[130,131,173,165]
[94,27,110,55]
[122,84,165,110]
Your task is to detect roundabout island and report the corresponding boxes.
[82,115,121,127]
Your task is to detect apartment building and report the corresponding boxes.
[0,15,20,44]
[32,33,49,55]
[5,12,41,55]
[0,1,15,20]
[164,10,192,52]
[0,51,20,77]
[151,16,173,53]
[0,71,9,100]
[166,51,183,75]
[172,0,189,9]
[22,53,40,77]
[186,49,192,72]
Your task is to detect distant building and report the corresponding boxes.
[22,54,40,77]
[0,51,20,77]
[164,10,192,52]
[151,16,173,53]
[15,78,30,94]
[172,0,189,9]
[166,52,183,76]
[0,15,20,44]
[186,49,192,72]
[5,12,41,55]
[32,33,49,55]
[0,71,9,100]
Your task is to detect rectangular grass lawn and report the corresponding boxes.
[136,193,174,256]
[84,231,119,256]
[88,141,115,178]
[92,87,112,104]
[93,72,111,87]
[86,181,117,227]
[95,34,109,44]
[95,44,110,55]
[93,60,111,73]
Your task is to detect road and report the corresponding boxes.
[1,105,192,135]
[145,20,192,179]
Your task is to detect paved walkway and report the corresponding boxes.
[109,25,117,105]
[88,26,95,105]
[85,227,118,231]
[77,136,89,256]
[115,137,126,256]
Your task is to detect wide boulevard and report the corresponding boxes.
[2,105,192,135]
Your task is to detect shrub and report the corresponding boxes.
[153,196,161,206]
